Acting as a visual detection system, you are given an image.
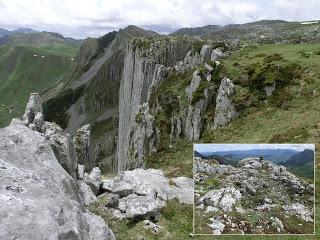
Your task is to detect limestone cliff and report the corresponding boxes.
[117,38,193,171]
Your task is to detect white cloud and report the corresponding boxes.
[0,0,319,38]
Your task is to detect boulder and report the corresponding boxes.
[199,187,242,212]
[118,193,166,219]
[0,124,114,240]
[208,218,225,235]
[84,211,115,240]
[211,48,225,61]
[84,167,102,195]
[102,168,193,204]
[143,220,161,234]
[77,180,97,206]
[270,217,284,233]
[283,203,313,222]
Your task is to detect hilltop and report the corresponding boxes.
[194,157,314,234]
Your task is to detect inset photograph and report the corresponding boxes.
[194,144,315,235]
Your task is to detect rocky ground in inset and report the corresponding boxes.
[194,157,315,234]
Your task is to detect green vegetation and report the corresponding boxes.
[132,38,152,51]
[91,117,115,141]
[88,198,193,240]
[146,138,193,178]
[149,69,194,153]
[263,53,283,63]
[43,86,83,128]
[0,44,77,127]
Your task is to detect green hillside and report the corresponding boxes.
[0,44,77,127]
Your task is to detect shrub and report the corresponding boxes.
[254,53,267,58]
[192,40,203,55]
[263,53,283,63]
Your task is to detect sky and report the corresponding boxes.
[0,0,319,39]
[194,144,315,153]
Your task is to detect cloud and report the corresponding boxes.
[0,0,319,38]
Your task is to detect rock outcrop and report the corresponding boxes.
[0,123,114,240]
[213,77,238,128]
[194,157,314,234]
[23,93,45,132]
[22,93,78,178]
[101,168,193,219]
[73,124,91,171]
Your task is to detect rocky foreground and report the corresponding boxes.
[0,93,193,239]
[194,157,315,234]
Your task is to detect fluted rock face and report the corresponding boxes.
[213,77,238,129]
[128,103,158,168]
[184,69,214,141]
[117,39,193,171]
[0,123,114,240]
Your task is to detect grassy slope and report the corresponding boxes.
[0,44,77,127]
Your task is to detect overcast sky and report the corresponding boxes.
[194,144,315,153]
[0,0,319,39]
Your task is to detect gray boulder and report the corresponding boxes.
[198,187,242,212]
[0,124,114,240]
[84,211,115,240]
[102,168,193,204]
[102,168,193,219]
[283,203,313,222]
[84,167,102,195]
[118,193,166,219]
[211,48,225,61]
[77,180,97,206]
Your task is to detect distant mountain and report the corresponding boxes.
[0,31,81,47]
[170,25,221,36]
[283,149,314,167]
[282,149,314,178]
[199,149,298,164]
[194,150,204,158]
[0,27,37,38]
[171,19,320,43]
[0,28,11,38]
